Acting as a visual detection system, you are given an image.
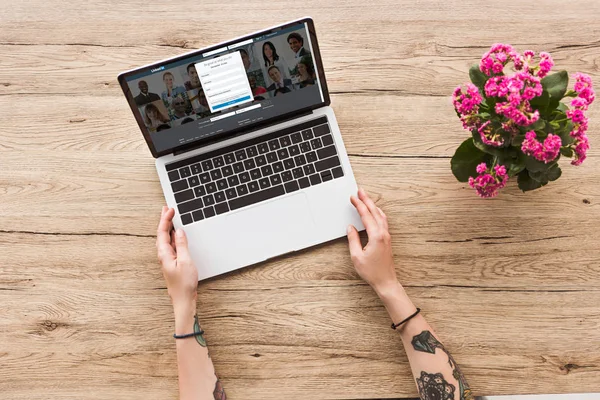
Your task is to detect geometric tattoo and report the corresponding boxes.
[412,330,473,400]
[193,314,207,347]
[213,377,227,399]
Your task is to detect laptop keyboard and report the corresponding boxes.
[165,116,344,225]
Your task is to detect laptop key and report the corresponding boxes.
[188,176,200,187]
[233,162,244,173]
[246,146,258,157]
[171,179,188,193]
[313,124,331,136]
[298,177,310,189]
[227,175,240,187]
[294,154,307,166]
[192,209,204,222]
[224,153,236,164]
[191,163,202,175]
[277,148,289,160]
[309,173,322,186]
[281,171,293,182]
[332,167,344,178]
[229,185,286,211]
[181,213,193,225]
[201,159,213,171]
[213,156,225,168]
[303,164,316,175]
[257,142,269,154]
[250,168,261,180]
[236,184,249,196]
[168,170,180,182]
[259,177,270,189]
[194,186,206,197]
[300,142,311,153]
[248,181,260,192]
[270,174,282,186]
[301,129,313,140]
[199,172,211,184]
[321,170,333,181]
[284,180,300,193]
[261,164,274,176]
[178,198,203,214]
[235,150,247,161]
[272,161,284,173]
[288,145,300,156]
[240,172,251,183]
[268,139,280,151]
[225,188,237,199]
[216,179,228,191]
[206,182,217,194]
[179,166,191,178]
[215,202,229,215]
[203,194,215,206]
[266,151,278,163]
[214,191,226,204]
[279,135,291,147]
[292,167,304,179]
[175,189,194,203]
[291,132,302,144]
[315,155,341,172]
[222,165,233,177]
[317,145,337,160]
[244,158,256,170]
[306,151,317,163]
[210,169,222,180]
[310,138,323,150]
[204,206,216,218]
[256,155,267,167]
[321,134,334,147]
[283,158,295,170]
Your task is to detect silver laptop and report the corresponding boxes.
[118,17,364,280]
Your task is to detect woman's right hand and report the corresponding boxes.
[347,188,400,298]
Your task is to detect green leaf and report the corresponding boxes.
[526,119,546,131]
[469,64,488,94]
[524,155,553,172]
[530,90,550,113]
[560,147,574,157]
[518,170,547,192]
[547,164,562,181]
[541,70,569,100]
[507,159,526,177]
[555,120,575,146]
[529,170,550,184]
[451,138,488,182]
[556,102,569,112]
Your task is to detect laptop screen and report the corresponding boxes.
[119,19,328,157]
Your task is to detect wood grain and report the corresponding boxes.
[2,0,600,399]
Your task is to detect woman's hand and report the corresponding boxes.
[156,207,198,317]
[347,188,400,298]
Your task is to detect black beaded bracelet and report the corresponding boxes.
[173,329,205,339]
[391,308,421,330]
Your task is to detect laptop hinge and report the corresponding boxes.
[173,110,314,156]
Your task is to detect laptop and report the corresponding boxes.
[118,17,364,280]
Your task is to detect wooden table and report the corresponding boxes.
[2,1,600,398]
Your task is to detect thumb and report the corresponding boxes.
[346,225,363,259]
[174,229,191,260]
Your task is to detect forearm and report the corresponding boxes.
[378,283,472,400]
[174,302,226,400]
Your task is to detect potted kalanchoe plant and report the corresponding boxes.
[451,43,595,197]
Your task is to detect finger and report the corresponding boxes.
[350,195,378,237]
[174,228,191,261]
[346,225,363,259]
[377,207,389,231]
[157,208,176,261]
[358,188,385,227]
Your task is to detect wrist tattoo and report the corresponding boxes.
[412,330,472,400]
[193,314,207,347]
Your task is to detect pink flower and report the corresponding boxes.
[523,50,535,59]
[485,71,543,126]
[537,52,554,78]
[574,73,595,105]
[572,134,590,166]
[480,43,521,76]
[453,84,483,130]
[468,163,509,198]
[521,131,561,163]
[571,97,589,110]
[478,121,504,147]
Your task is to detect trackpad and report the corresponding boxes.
[225,193,316,263]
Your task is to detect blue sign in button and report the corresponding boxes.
[213,95,252,111]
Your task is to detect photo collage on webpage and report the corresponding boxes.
[128,26,318,135]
